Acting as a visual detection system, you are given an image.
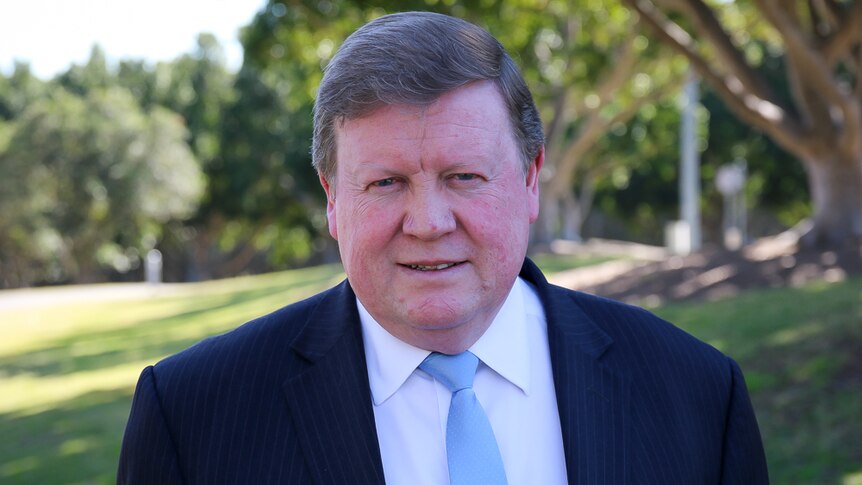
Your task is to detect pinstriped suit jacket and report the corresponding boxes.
[118,259,768,484]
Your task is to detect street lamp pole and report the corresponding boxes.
[680,68,702,253]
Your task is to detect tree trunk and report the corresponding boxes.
[533,182,586,246]
[801,156,862,248]
[533,186,560,246]
[189,214,223,281]
[561,191,583,242]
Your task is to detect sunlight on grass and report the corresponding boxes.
[844,470,862,485]
[767,321,825,346]
[0,456,38,478]
[0,264,345,485]
[1,361,149,415]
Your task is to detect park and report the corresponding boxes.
[1,0,861,483]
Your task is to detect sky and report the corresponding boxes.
[0,0,269,79]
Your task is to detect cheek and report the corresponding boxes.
[338,203,400,255]
[477,195,531,262]
[466,202,526,254]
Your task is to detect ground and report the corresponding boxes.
[549,229,862,307]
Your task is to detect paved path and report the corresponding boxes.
[547,259,648,289]
[0,282,184,311]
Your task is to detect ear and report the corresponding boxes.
[526,145,544,224]
[319,174,338,240]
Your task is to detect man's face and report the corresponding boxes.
[320,81,543,353]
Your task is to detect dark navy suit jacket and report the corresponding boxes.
[118,259,769,484]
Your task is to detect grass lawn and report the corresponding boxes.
[0,264,346,485]
[655,279,862,483]
[1,256,860,483]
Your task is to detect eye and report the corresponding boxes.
[451,173,478,181]
[371,177,397,188]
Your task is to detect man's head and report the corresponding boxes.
[312,11,543,181]
[314,12,544,353]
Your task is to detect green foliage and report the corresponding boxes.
[56,45,111,96]
[0,63,46,121]
[0,86,204,286]
[151,34,235,165]
[0,32,333,284]
[588,97,683,243]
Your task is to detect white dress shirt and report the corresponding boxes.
[358,277,568,485]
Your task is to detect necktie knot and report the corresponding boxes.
[419,351,479,392]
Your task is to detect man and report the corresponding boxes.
[118,11,769,484]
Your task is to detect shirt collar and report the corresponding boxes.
[470,277,531,395]
[358,277,532,406]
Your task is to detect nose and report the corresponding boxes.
[402,186,456,240]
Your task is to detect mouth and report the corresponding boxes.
[401,261,464,272]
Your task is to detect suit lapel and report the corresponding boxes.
[282,281,385,485]
[521,259,630,485]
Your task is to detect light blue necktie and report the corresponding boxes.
[420,352,508,485]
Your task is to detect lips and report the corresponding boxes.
[402,261,464,271]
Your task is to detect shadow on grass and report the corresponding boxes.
[0,388,131,485]
[582,245,862,306]
[0,269,341,379]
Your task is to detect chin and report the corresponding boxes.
[405,308,467,331]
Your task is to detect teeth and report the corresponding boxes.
[410,263,456,271]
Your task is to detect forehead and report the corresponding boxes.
[335,81,516,162]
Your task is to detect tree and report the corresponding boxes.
[0,87,204,286]
[152,34,235,165]
[622,0,862,248]
[0,62,46,121]
[56,45,111,96]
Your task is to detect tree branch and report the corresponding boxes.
[543,16,575,153]
[764,0,862,158]
[809,0,833,40]
[659,0,779,104]
[595,34,640,107]
[566,33,640,128]
[822,1,862,64]
[624,0,815,159]
[813,0,844,30]
[753,0,854,116]
[544,87,569,158]
[785,52,837,146]
[856,46,862,101]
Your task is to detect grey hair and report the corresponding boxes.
[312,11,544,182]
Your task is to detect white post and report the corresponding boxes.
[716,159,747,250]
[145,249,163,285]
[680,68,701,253]
[737,159,748,246]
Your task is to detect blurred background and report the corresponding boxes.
[1,0,860,483]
